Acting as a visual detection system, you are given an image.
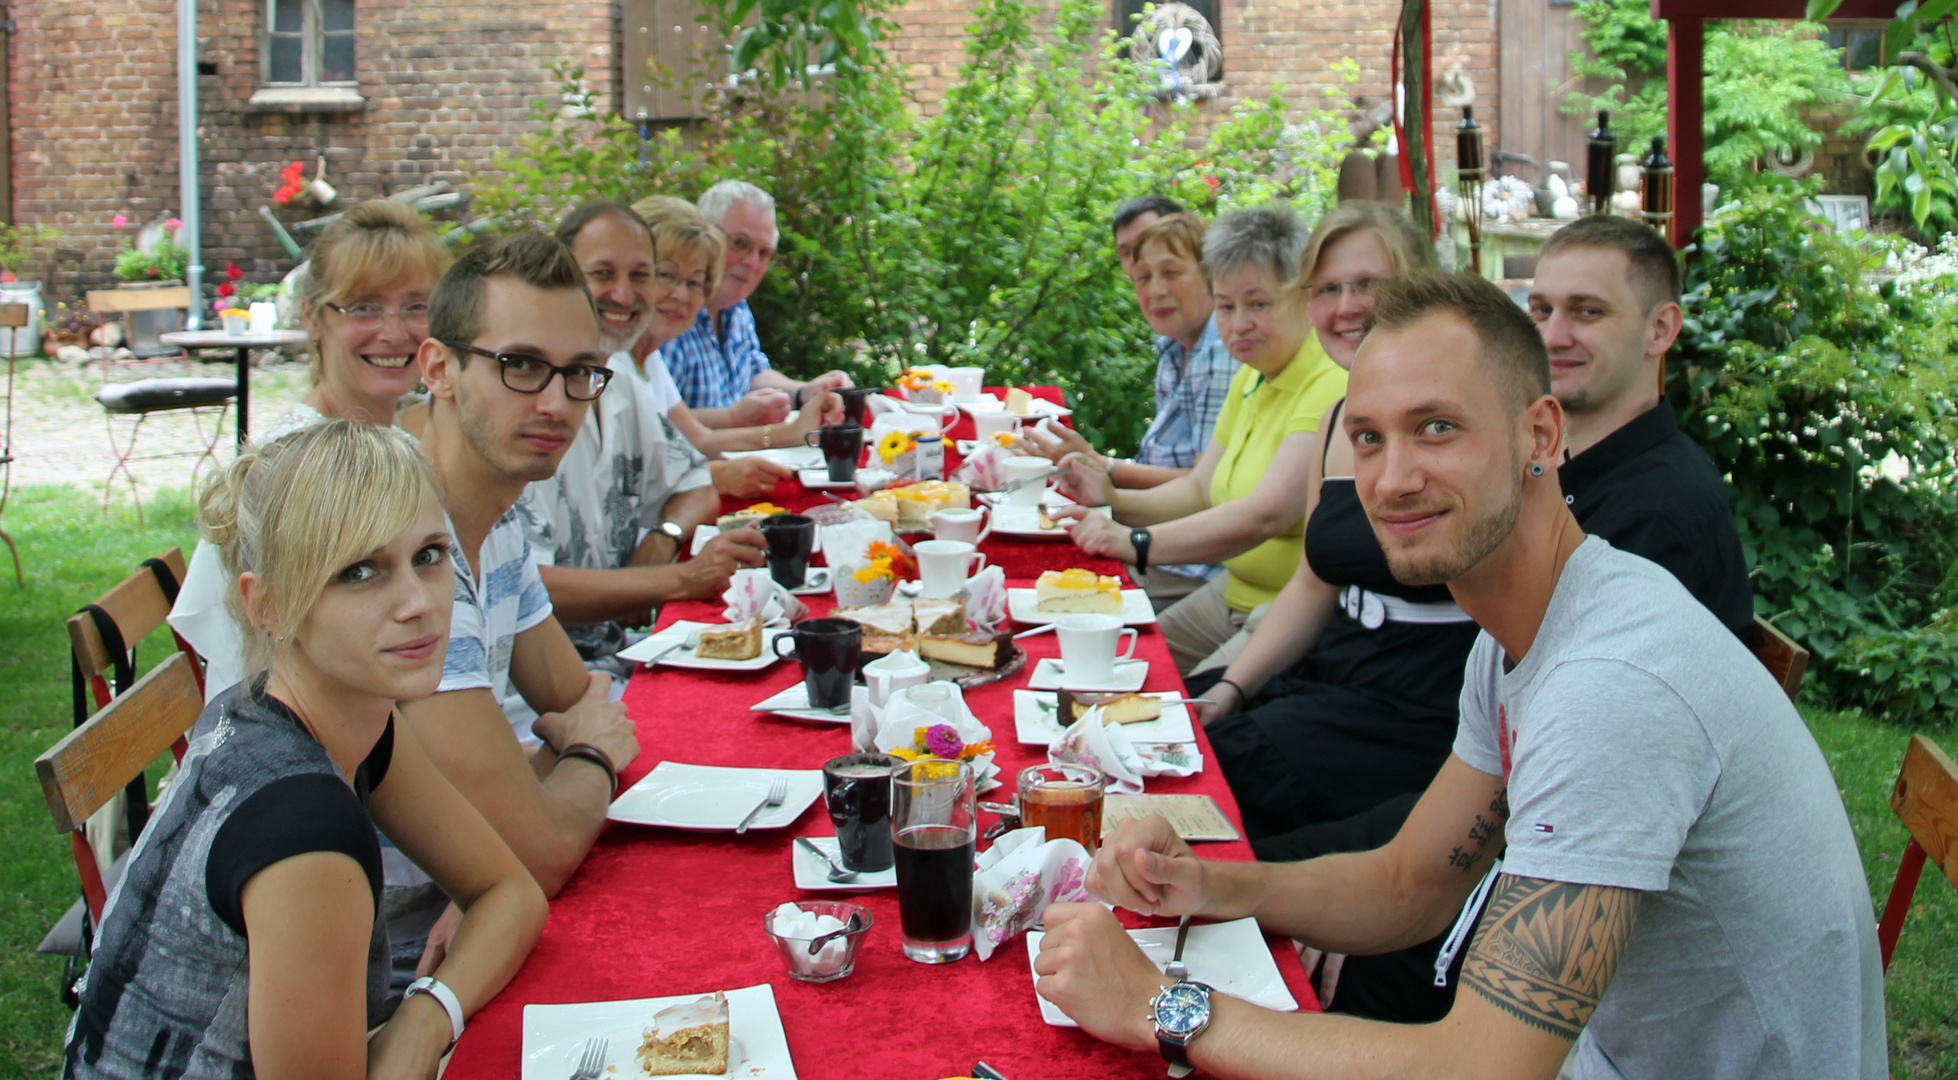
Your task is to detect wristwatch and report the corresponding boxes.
[404,975,466,1048]
[1150,979,1215,1073]
[654,521,685,564]
[1131,527,1153,574]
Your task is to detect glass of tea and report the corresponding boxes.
[1017,763,1105,852]
[890,758,977,963]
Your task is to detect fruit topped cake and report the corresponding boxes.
[856,480,970,532]
[715,502,787,530]
[636,992,731,1076]
[1034,567,1123,614]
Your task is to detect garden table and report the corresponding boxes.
[440,387,1321,1079]
[158,328,310,449]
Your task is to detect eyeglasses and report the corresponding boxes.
[727,233,775,265]
[326,301,432,328]
[652,266,710,298]
[1305,279,1383,303]
[440,341,612,401]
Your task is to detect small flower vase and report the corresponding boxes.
[834,566,896,608]
[221,313,249,336]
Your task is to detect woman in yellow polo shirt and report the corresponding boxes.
[1056,204,1347,675]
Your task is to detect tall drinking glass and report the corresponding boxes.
[891,758,977,963]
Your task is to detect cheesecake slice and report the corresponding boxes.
[694,617,762,661]
[716,502,787,530]
[1036,504,1059,531]
[918,628,1011,670]
[834,601,916,655]
[1004,387,1035,416]
[1034,568,1123,614]
[1056,690,1163,725]
[912,597,966,637]
[636,992,731,1076]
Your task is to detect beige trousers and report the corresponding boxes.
[1127,563,1211,614]
[1159,575,1270,677]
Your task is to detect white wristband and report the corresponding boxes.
[405,975,465,1047]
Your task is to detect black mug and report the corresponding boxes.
[758,513,816,588]
[774,617,863,710]
[835,387,877,428]
[805,424,864,482]
[823,752,899,871]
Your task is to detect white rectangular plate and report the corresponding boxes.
[955,393,1004,412]
[971,394,1070,419]
[990,505,1110,538]
[750,682,866,724]
[792,835,897,891]
[617,620,790,671]
[1008,588,1156,626]
[1013,689,1194,746]
[1025,919,1296,1027]
[795,468,859,491]
[724,445,823,469]
[521,983,795,1080]
[1025,656,1149,692]
[609,762,823,830]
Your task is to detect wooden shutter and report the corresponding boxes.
[622,0,731,121]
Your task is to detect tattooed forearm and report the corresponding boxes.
[1446,787,1510,873]
[1460,875,1640,1039]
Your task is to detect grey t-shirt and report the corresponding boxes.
[1452,537,1884,1080]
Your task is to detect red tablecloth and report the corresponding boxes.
[440,389,1318,1080]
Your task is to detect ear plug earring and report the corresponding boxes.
[1529,463,1546,477]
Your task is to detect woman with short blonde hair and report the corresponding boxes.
[66,421,545,1080]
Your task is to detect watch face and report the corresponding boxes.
[1154,982,1211,1037]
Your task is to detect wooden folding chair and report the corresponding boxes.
[0,301,29,585]
[1747,614,1809,703]
[35,652,202,1003]
[83,287,235,523]
[1877,734,1958,972]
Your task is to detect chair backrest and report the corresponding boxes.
[67,547,199,713]
[36,652,204,919]
[1747,615,1808,703]
[1877,734,1958,971]
[83,286,194,314]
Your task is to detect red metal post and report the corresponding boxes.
[1666,15,1706,249]
[1877,837,1928,973]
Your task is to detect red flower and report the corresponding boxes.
[224,261,244,283]
[216,282,235,299]
[273,161,307,204]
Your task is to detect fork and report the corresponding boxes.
[568,1037,607,1080]
[736,777,790,834]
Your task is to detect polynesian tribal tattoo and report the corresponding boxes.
[1460,876,1640,1039]
[1447,787,1510,873]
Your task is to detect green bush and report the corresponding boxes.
[465,0,1357,454]
[1673,177,1958,723]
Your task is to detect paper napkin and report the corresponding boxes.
[970,826,1094,961]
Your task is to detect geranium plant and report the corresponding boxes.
[112,216,189,282]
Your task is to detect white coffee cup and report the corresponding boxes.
[946,366,986,402]
[914,539,987,599]
[865,649,931,708]
[929,506,991,545]
[970,409,1019,441]
[895,398,959,431]
[889,680,967,722]
[999,455,1052,507]
[1055,613,1139,685]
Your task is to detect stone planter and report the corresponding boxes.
[0,280,45,358]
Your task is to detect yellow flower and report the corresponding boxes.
[930,379,955,393]
[852,556,894,584]
[990,431,1017,447]
[877,429,916,464]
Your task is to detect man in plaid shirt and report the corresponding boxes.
[1028,197,1236,606]
[660,180,854,427]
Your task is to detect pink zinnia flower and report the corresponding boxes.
[924,724,964,759]
[164,217,182,231]
[111,214,128,229]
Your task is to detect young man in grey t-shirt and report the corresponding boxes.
[1033,272,1885,1080]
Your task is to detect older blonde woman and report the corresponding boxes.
[173,199,453,701]
[66,422,544,1080]
[1055,204,1347,675]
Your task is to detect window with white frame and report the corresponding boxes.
[265,0,355,86]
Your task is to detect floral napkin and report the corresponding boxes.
[869,685,1000,792]
[820,518,894,572]
[970,826,1094,961]
[1048,706,1147,794]
[720,568,806,626]
[955,441,1014,492]
[964,565,1008,631]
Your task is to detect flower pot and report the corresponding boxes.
[221,314,249,336]
[834,568,896,608]
[0,280,44,358]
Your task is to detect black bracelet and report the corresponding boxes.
[1215,678,1248,707]
[556,741,619,797]
[792,385,806,410]
[1130,527,1152,574]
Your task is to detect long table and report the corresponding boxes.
[440,389,1318,1080]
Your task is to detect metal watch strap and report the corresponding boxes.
[1131,528,1152,574]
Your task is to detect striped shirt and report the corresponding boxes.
[661,301,773,410]
[1138,315,1236,580]
[440,505,555,739]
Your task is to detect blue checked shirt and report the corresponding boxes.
[662,301,775,410]
[1135,314,1235,580]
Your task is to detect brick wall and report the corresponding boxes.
[9,0,615,296]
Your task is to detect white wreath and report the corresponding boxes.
[1128,3,1224,101]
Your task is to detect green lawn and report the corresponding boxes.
[0,485,1951,1077]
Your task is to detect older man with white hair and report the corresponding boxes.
[661,180,854,428]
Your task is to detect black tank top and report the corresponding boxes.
[1301,399,1454,604]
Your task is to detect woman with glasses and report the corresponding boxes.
[1052,204,1348,676]
[1189,202,1478,1024]
[67,422,545,1080]
[173,199,453,702]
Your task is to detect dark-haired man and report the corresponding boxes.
[392,230,641,979]
[1036,272,1884,1079]
[1112,193,1186,271]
